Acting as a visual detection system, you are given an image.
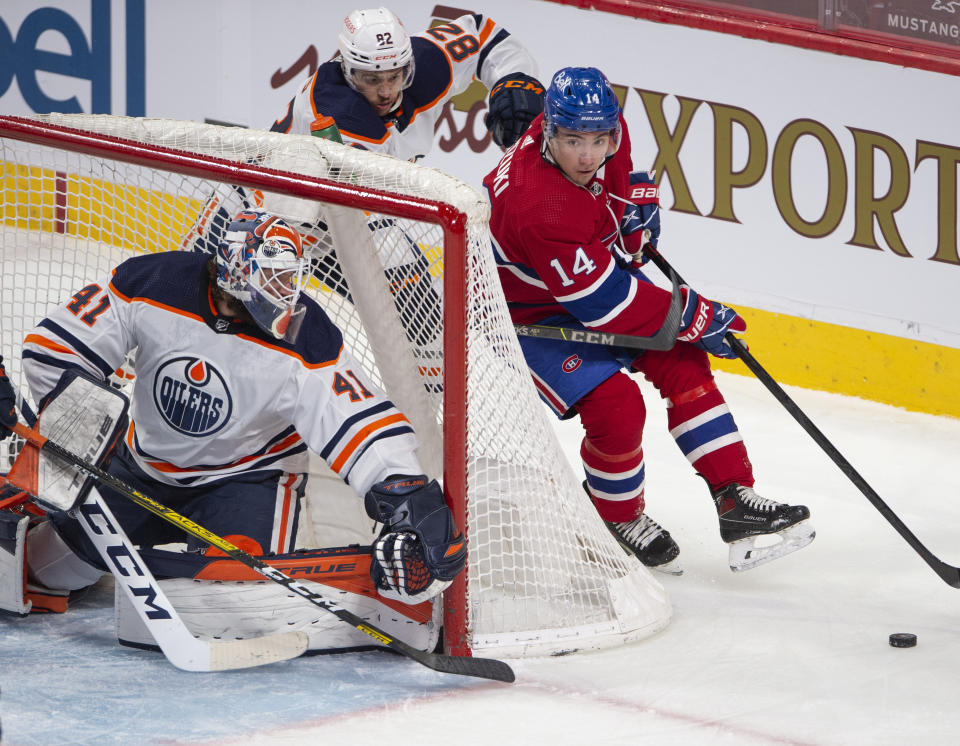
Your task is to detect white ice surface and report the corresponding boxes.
[2,370,959,746]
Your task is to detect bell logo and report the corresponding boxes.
[153,357,232,436]
[0,0,146,115]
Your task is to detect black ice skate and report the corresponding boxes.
[712,483,815,572]
[605,514,683,576]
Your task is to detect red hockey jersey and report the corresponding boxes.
[483,114,672,337]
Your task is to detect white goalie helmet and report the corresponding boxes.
[216,210,308,342]
[338,7,415,91]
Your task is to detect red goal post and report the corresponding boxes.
[0,114,670,658]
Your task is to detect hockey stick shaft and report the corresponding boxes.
[513,322,670,350]
[12,422,516,681]
[6,407,308,670]
[639,245,960,588]
[77,489,309,671]
[513,265,684,351]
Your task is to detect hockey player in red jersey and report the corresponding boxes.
[483,67,815,574]
[1,211,464,655]
[270,6,545,159]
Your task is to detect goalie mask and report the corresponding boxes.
[338,7,416,93]
[543,66,622,159]
[216,211,307,342]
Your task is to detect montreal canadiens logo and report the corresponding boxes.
[153,357,232,437]
[562,355,582,373]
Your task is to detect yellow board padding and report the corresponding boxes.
[5,163,955,417]
[1,162,204,254]
[1,162,60,231]
[712,305,960,419]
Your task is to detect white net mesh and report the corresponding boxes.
[0,114,670,657]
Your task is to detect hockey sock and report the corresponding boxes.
[666,381,753,489]
[575,373,646,522]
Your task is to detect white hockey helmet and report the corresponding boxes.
[216,210,308,342]
[338,7,415,90]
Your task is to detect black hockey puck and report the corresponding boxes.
[889,633,917,648]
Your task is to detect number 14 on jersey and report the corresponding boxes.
[550,247,597,287]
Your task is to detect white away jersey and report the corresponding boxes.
[270,13,538,162]
[21,251,422,495]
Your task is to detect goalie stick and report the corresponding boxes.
[76,489,310,671]
[4,396,309,672]
[11,422,516,683]
[549,243,960,588]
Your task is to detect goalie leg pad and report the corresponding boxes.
[26,518,105,591]
[116,547,440,654]
[0,512,75,615]
[0,509,31,615]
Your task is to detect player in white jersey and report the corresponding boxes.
[5,211,465,651]
[270,7,545,159]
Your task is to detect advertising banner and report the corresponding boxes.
[2,0,958,411]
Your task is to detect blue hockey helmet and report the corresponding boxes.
[543,67,621,153]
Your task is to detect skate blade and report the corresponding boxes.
[650,557,684,576]
[727,520,815,572]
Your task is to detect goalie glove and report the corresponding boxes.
[0,356,16,439]
[484,72,546,149]
[677,286,746,359]
[620,172,661,265]
[364,475,466,604]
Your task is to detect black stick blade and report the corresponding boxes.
[421,652,516,683]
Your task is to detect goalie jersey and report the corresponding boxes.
[20,251,421,496]
[270,13,538,162]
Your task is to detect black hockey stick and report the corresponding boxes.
[635,245,960,588]
[513,267,685,351]
[12,422,517,681]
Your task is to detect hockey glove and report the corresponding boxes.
[677,286,746,359]
[364,475,466,604]
[620,172,660,264]
[484,72,546,149]
[0,356,16,440]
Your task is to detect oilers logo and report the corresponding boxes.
[153,357,232,436]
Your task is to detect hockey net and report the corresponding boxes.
[0,114,670,658]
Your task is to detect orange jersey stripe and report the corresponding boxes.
[22,333,80,358]
[113,281,344,370]
[477,18,496,45]
[338,125,391,146]
[135,428,304,475]
[233,332,343,370]
[274,473,297,554]
[330,412,411,473]
[110,280,208,324]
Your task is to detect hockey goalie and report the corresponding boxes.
[0,210,465,665]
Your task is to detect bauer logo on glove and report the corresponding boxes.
[677,286,747,360]
[364,475,467,604]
